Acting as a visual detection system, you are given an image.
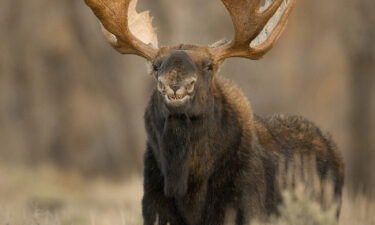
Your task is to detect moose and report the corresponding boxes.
[84,0,345,224]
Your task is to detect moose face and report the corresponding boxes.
[152,47,216,110]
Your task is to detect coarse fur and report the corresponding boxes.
[142,45,345,225]
[84,0,344,224]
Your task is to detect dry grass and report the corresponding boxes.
[254,185,375,225]
[0,165,143,225]
[0,165,374,225]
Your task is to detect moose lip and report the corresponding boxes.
[164,94,190,106]
[168,94,185,100]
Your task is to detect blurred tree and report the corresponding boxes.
[345,0,375,192]
[0,0,150,178]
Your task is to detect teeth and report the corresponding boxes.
[167,95,186,101]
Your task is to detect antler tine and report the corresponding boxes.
[220,0,262,45]
[211,0,297,62]
[85,0,158,60]
[250,0,297,58]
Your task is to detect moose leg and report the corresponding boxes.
[199,184,227,225]
[200,198,226,225]
[143,147,186,225]
[236,185,267,225]
[142,193,186,225]
[235,200,265,225]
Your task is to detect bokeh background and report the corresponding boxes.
[0,0,374,224]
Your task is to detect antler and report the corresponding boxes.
[211,0,297,62]
[85,0,158,60]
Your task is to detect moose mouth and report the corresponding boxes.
[164,94,190,106]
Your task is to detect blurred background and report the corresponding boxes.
[0,0,374,224]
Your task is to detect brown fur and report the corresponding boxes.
[84,1,342,224]
[142,56,345,224]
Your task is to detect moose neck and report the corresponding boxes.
[160,114,191,198]
[155,83,217,198]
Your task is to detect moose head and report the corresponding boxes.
[85,0,296,114]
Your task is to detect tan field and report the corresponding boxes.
[0,165,374,225]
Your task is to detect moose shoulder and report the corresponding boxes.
[84,0,345,224]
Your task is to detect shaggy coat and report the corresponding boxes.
[143,73,344,225]
[83,0,340,224]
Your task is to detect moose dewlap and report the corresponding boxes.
[84,0,345,224]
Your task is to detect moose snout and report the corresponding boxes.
[170,84,180,93]
[157,78,196,96]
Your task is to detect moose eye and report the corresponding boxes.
[206,64,214,71]
[152,63,160,72]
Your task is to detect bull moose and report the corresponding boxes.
[84,0,345,224]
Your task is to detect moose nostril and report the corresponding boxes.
[170,85,180,93]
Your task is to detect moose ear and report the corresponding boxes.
[146,61,156,77]
[146,60,161,78]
